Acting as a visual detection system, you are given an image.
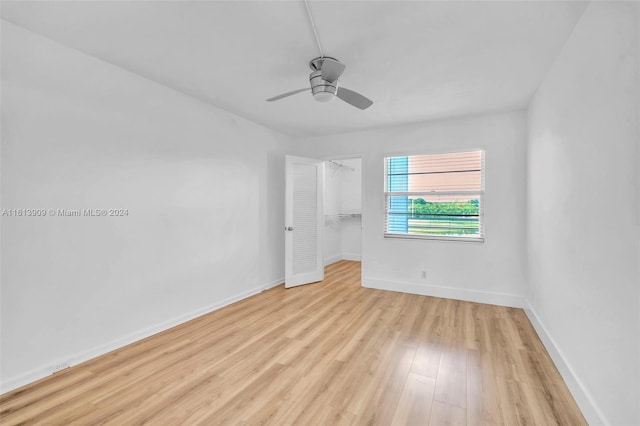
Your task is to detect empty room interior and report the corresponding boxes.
[1,0,638,425]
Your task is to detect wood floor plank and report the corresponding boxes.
[430,400,467,426]
[411,341,442,379]
[466,349,503,426]
[496,377,548,426]
[434,343,467,409]
[0,261,586,425]
[391,372,436,426]
[354,341,416,425]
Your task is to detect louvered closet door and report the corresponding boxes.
[285,155,324,288]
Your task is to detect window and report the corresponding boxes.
[384,150,484,242]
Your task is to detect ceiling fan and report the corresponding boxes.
[266,1,373,110]
[266,57,373,110]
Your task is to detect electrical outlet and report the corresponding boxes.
[50,361,70,374]
[421,271,427,279]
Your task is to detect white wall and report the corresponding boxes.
[295,111,527,307]
[0,22,291,391]
[526,2,639,424]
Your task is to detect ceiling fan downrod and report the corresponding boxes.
[304,0,324,58]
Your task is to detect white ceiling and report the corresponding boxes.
[1,1,587,137]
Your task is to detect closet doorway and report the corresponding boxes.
[323,158,362,266]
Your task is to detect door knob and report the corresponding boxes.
[286,227,294,231]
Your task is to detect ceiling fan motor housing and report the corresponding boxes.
[309,57,337,102]
[309,70,337,102]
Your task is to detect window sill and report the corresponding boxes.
[384,233,485,243]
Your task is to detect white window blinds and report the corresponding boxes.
[384,150,485,241]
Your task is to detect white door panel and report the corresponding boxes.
[285,155,324,288]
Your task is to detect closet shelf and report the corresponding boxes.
[338,213,361,220]
[325,213,361,221]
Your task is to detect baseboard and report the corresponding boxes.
[325,253,362,266]
[0,277,284,395]
[263,277,285,290]
[523,301,607,425]
[342,253,361,261]
[362,277,525,308]
[324,254,342,266]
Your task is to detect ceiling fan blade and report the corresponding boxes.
[321,58,346,83]
[336,87,373,110]
[266,88,309,102]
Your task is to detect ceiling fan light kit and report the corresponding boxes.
[310,57,337,102]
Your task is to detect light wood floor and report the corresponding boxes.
[1,261,585,425]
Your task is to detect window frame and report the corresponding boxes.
[383,150,485,243]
